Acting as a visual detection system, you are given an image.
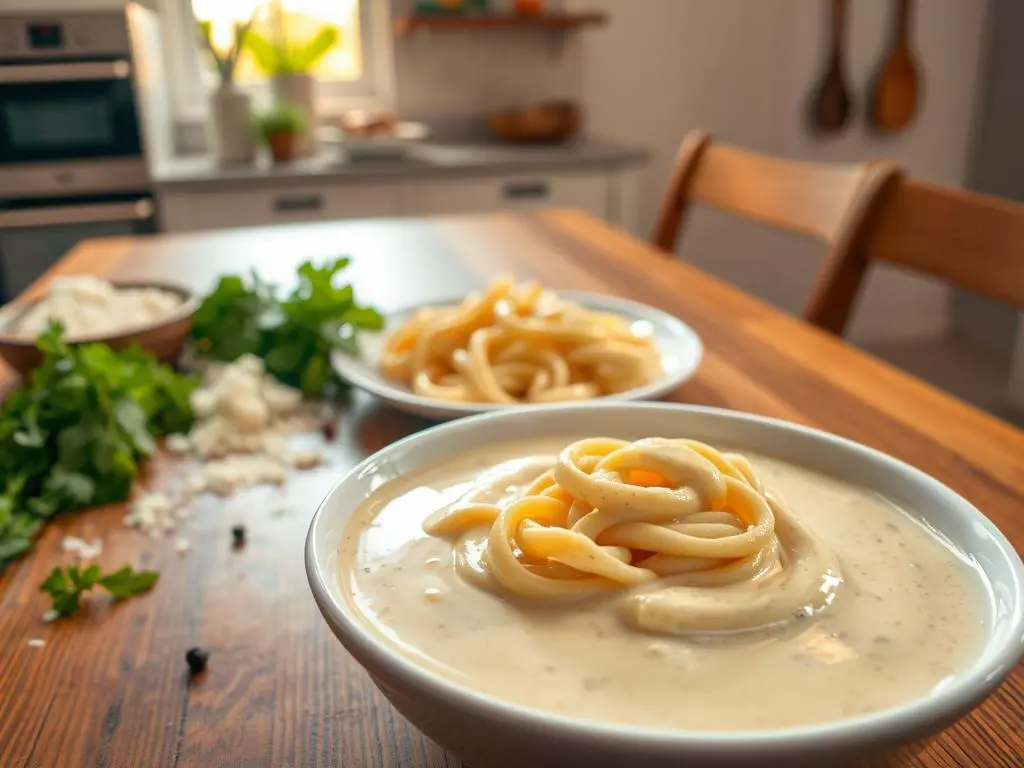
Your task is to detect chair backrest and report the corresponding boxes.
[651,131,899,258]
[806,174,1024,334]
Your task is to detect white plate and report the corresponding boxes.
[319,122,429,159]
[331,291,703,420]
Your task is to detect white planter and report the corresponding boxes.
[271,73,317,157]
[208,85,255,164]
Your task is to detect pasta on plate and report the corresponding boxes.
[425,437,843,634]
[379,278,662,405]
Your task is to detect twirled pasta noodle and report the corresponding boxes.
[379,277,661,404]
[424,437,843,635]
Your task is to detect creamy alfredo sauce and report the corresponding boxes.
[339,438,988,731]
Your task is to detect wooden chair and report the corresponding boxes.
[807,174,1024,335]
[651,130,900,328]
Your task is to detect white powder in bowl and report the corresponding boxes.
[13,276,183,340]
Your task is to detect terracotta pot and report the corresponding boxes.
[266,131,298,164]
[515,0,544,14]
[271,73,317,157]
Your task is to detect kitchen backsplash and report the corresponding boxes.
[392,0,583,120]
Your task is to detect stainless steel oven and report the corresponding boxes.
[0,8,153,301]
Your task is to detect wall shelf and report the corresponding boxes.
[393,12,608,37]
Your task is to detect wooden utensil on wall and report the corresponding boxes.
[809,0,852,134]
[871,0,921,132]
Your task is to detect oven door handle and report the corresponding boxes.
[0,60,131,84]
[0,199,154,228]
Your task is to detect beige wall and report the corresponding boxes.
[569,0,990,342]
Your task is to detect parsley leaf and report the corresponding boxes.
[190,257,383,399]
[97,565,160,599]
[40,564,159,617]
[0,324,197,570]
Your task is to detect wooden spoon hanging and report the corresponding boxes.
[809,0,852,134]
[871,0,921,132]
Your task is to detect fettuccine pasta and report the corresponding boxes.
[424,437,843,635]
[379,277,661,404]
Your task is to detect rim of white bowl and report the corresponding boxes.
[330,291,704,417]
[306,402,1024,752]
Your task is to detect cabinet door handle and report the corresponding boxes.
[273,194,324,213]
[502,181,550,200]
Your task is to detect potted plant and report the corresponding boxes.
[258,103,307,164]
[245,22,340,157]
[198,17,256,164]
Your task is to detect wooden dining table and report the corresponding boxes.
[0,209,1021,768]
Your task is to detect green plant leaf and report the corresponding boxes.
[292,26,340,71]
[341,306,385,331]
[97,566,160,600]
[244,28,282,75]
[43,467,96,506]
[40,564,159,617]
[189,256,383,400]
[257,101,307,136]
[40,566,69,597]
[198,19,214,47]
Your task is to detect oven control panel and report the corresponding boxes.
[0,11,130,59]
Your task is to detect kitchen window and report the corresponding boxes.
[161,0,395,119]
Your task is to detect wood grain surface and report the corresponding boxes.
[1,210,1022,768]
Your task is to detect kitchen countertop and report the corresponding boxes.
[152,135,648,192]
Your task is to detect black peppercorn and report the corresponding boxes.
[231,525,246,547]
[186,646,209,675]
[321,419,338,442]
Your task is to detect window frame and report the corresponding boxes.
[160,0,395,123]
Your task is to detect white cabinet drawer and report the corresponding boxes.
[408,173,611,220]
[160,184,400,232]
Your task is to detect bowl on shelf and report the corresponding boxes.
[486,99,582,143]
[306,402,1024,768]
[0,279,197,378]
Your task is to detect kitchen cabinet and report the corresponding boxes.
[159,183,401,232]
[157,168,640,234]
[406,172,611,219]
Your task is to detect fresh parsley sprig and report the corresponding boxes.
[0,324,197,569]
[40,564,160,618]
[190,258,383,399]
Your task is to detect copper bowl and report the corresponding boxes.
[0,279,197,379]
[487,100,583,144]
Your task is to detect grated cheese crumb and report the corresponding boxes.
[41,610,58,624]
[156,356,323,500]
[123,491,180,539]
[182,356,318,461]
[61,535,103,561]
[165,433,192,454]
[27,638,46,648]
[174,537,191,554]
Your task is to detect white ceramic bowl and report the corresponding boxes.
[306,403,1024,768]
[330,291,704,420]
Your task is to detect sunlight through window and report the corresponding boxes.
[191,0,362,84]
